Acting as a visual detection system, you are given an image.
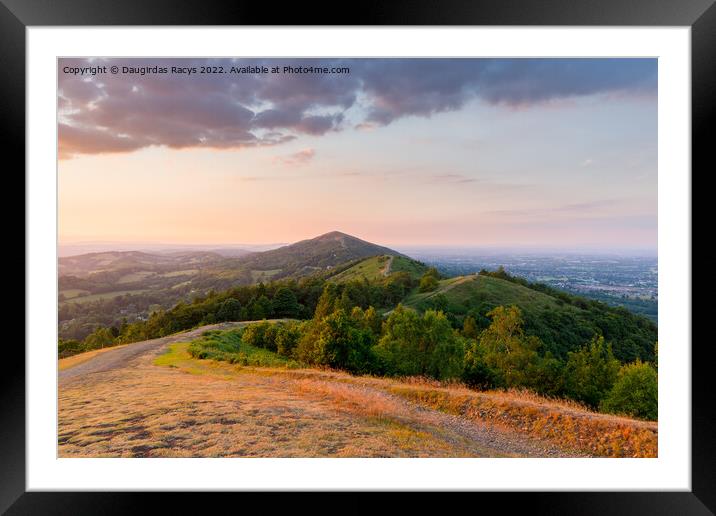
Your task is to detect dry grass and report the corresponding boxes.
[385,384,657,458]
[59,343,521,457]
[59,339,656,458]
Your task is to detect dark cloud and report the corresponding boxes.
[58,58,656,159]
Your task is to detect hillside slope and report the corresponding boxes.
[403,274,657,363]
[329,255,427,283]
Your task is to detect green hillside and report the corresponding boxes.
[403,274,657,364]
[330,255,427,283]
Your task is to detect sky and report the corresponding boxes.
[58,58,657,251]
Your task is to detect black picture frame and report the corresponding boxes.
[4,0,713,513]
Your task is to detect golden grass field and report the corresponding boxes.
[58,327,657,458]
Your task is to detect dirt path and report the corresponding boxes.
[381,255,394,277]
[58,324,582,458]
[59,322,242,382]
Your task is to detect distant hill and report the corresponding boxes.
[59,232,408,335]
[222,231,405,279]
[58,250,225,277]
[402,273,657,363]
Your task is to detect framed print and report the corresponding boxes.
[4,0,714,512]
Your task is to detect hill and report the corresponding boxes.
[58,231,408,340]
[225,231,404,277]
[402,273,657,363]
[58,250,226,278]
[329,255,427,283]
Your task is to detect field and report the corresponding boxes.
[58,324,657,458]
[60,289,149,305]
[59,288,90,299]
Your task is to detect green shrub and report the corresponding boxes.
[600,360,658,420]
[58,338,85,358]
[275,322,302,357]
[242,321,273,349]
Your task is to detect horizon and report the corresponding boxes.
[58,230,658,258]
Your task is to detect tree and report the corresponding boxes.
[83,327,115,350]
[272,287,299,318]
[462,339,498,389]
[462,316,479,339]
[250,295,273,320]
[313,284,338,320]
[363,306,383,336]
[563,335,621,408]
[375,305,464,380]
[600,360,657,420]
[419,268,440,293]
[296,309,375,373]
[217,298,241,322]
[275,322,302,357]
[476,305,541,388]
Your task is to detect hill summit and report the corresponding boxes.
[235,231,404,274]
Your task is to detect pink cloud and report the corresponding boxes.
[273,148,316,166]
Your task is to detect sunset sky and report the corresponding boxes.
[58,58,657,250]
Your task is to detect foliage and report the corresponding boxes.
[462,315,479,339]
[216,298,241,322]
[296,309,376,373]
[375,305,464,380]
[419,267,440,293]
[272,287,301,317]
[83,327,116,350]
[563,335,621,408]
[187,328,301,368]
[600,360,658,420]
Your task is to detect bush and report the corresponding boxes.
[275,322,302,357]
[600,361,658,420]
[242,321,278,350]
[58,338,85,358]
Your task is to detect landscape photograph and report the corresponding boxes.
[58,57,658,458]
